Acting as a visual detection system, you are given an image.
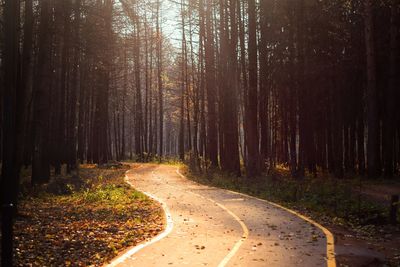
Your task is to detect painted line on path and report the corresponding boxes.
[106,165,174,267]
[174,168,249,267]
[176,167,336,267]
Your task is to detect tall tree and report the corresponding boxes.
[32,0,52,184]
[245,0,261,178]
[204,0,218,167]
[67,0,81,172]
[364,0,380,178]
[134,8,144,159]
[156,0,164,159]
[384,0,398,177]
[1,0,20,265]
[220,0,241,176]
[179,0,186,161]
[92,0,113,164]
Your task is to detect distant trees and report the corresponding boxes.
[0,0,398,199]
[172,0,400,179]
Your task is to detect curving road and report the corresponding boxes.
[108,164,335,267]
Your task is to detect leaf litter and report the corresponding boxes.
[2,164,164,266]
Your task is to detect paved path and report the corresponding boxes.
[109,164,334,267]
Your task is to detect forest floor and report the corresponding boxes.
[0,164,164,267]
[184,165,400,267]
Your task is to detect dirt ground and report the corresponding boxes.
[334,182,400,267]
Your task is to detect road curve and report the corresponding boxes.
[109,164,335,267]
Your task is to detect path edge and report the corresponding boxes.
[176,166,336,267]
[105,167,174,267]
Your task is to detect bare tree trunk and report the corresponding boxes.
[204,0,218,167]
[122,47,127,159]
[17,0,32,174]
[148,18,154,157]
[134,12,143,159]
[144,18,149,156]
[67,0,81,172]
[220,0,241,176]
[156,0,164,159]
[245,0,261,178]
[199,15,207,163]
[32,0,52,184]
[188,4,199,163]
[287,0,297,176]
[185,41,192,153]
[58,0,72,173]
[1,0,21,265]
[384,0,398,177]
[364,0,380,178]
[179,0,186,161]
[93,0,113,164]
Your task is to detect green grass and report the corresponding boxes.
[124,155,183,165]
[80,184,148,204]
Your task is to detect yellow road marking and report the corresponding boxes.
[257,198,336,267]
[176,167,336,267]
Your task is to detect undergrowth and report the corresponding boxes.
[185,166,396,227]
[81,184,148,204]
[124,154,182,165]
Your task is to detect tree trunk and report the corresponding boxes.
[179,0,186,161]
[220,0,241,176]
[32,0,52,184]
[384,0,398,177]
[1,0,20,265]
[67,0,81,172]
[134,13,143,159]
[205,0,218,167]
[156,0,164,159]
[364,0,380,178]
[245,0,261,178]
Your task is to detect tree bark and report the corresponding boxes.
[364,0,380,178]
[245,0,261,178]
[32,0,52,184]
[1,0,20,265]
[384,0,398,177]
[205,0,218,167]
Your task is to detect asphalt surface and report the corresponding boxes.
[111,164,330,267]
